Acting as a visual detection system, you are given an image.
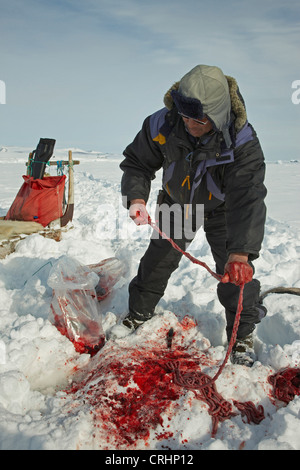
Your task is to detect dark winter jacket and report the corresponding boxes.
[120,76,267,260]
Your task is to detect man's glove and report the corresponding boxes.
[221,253,253,286]
[129,200,150,226]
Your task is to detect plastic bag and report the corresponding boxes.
[48,257,105,356]
[88,257,126,301]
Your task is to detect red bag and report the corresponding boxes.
[5,175,66,227]
[48,257,106,357]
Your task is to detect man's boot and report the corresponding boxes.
[230,333,256,367]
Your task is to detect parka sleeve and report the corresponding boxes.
[120,115,164,207]
[223,125,267,260]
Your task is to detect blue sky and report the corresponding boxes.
[0,0,299,160]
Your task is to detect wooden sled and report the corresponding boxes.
[0,150,80,259]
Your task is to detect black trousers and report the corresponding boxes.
[128,202,266,341]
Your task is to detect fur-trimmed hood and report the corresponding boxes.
[163,67,247,134]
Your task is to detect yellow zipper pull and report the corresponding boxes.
[181,175,191,190]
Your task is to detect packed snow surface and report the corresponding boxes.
[0,146,299,450]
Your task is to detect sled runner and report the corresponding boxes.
[0,139,80,258]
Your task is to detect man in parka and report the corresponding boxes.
[118,64,267,366]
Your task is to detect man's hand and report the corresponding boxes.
[221,253,253,286]
[129,199,150,225]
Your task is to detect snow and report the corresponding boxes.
[0,146,299,451]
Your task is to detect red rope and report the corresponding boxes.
[162,359,264,437]
[145,215,265,434]
[147,216,223,282]
[164,360,238,437]
[145,214,244,389]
